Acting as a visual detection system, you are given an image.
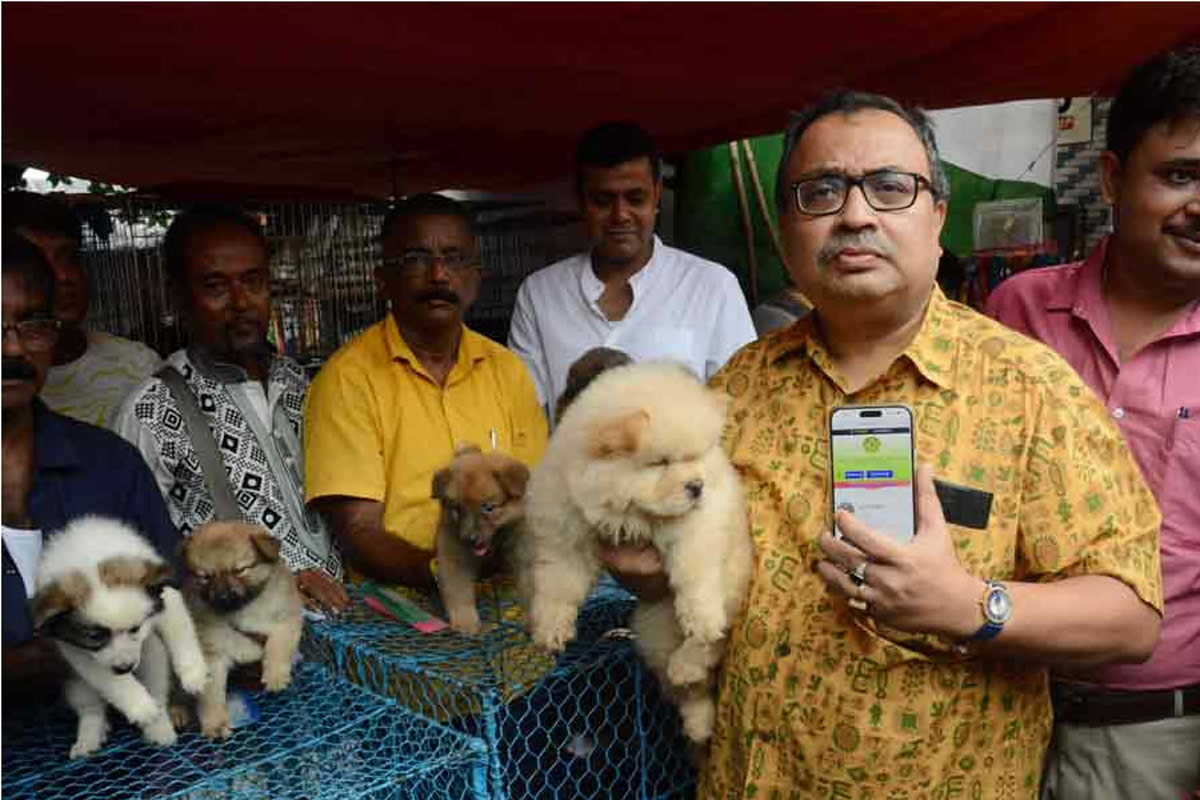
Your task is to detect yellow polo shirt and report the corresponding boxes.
[700,287,1162,800]
[303,316,547,552]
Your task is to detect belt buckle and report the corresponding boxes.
[1175,688,1185,718]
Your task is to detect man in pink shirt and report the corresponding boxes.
[987,45,1200,798]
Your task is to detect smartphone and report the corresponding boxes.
[829,405,916,544]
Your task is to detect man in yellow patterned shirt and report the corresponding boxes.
[614,90,1164,799]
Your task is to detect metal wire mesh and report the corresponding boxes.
[2,662,489,800]
[302,580,697,800]
[3,584,697,799]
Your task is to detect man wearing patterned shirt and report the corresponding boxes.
[987,46,1200,798]
[609,90,1164,799]
[115,205,346,616]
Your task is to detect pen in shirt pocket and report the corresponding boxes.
[489,428,498,451]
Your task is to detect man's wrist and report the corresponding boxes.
[946,575,988,641]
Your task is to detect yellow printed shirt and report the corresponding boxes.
[700,287,1162,800]
[303,316,548,552]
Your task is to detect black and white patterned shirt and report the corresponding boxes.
[115,348,342,579]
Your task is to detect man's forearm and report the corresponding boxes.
[317,498,435,590]
[966,575,1160,670]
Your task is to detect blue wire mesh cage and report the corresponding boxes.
[3,582,697,799]
[302,579,697,800]
[3,662,489,799]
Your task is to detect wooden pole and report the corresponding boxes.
[740,139,786,268]
[728,142,759,307]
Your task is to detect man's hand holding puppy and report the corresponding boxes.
[296,569,348,618]
[600,543,671,603]
[817,463,1159,668]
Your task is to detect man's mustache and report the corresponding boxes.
[817,232,898,267]
[2,359,37,381]
[415,289,460,305]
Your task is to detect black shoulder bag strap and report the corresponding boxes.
[155,365,241,522]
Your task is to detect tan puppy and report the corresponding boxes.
[523,362,753,744]
[432,444,530,635]
[181,521,303,739]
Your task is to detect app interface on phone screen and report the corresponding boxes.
[831,424,914,541]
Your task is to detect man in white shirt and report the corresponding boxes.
[508,122,756,420]
[4,192,162,428]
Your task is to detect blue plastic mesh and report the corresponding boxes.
[303,579,697,799]
[2,662,488,799]
[3,581,697,799]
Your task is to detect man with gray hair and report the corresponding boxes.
[606,89,1164,799]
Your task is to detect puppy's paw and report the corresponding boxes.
[680,697,715,744]
[141,714,178,747]
[199,707,232,740]
[531,616,576,652]
[70,734,105,759]
[125,694,164,727]
[530,605,578,652]
[667,650,710,688]
[177,657,210,695]
[261,659,293,693]
[676,604,725,645]
[449,609,483,636]
[170,703,192,730]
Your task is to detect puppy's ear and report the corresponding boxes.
[588,409,650,459]
[31,570,89,628]
[250,531,282,563]
[431,467,456,502]
[497,461,530,499]
[98,556,171,591]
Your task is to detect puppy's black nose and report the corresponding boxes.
[112,664,136,675]
[685,480,704,500]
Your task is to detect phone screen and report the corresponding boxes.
[829,405,915,543]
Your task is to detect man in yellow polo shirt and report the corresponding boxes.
[304,194,547,588]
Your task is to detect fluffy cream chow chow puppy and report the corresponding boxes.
[522,362,753,743]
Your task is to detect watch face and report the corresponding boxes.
[984,584,1013,623]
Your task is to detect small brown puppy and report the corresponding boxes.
[181,521,303,739]
[432,444,530,634]
[554,347,633,425]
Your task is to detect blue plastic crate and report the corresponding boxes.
[2,662,489,800]
[302,580,696,799]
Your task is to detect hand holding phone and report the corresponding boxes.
[829,405,916,544]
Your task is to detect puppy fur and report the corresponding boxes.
[181,521,303,739]
[522,362,753,743]
[433,443,530,634]
[32,516,209,758]
[553,346,633,425]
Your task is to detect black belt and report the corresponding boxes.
[1050,681,1200,726]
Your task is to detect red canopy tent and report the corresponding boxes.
[4,3,1199,201]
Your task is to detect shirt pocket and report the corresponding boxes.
[1162,412,1200,547]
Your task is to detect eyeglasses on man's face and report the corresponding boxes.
[382,250,478,277]
[791,170,936,216]
[1,317,61,351]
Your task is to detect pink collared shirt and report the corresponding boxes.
[986,237,1200,690]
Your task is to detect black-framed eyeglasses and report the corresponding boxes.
[791,170,936,216]
[382,251,478,276]
[1,318,61,351]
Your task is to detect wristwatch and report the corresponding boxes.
[967,580,1012,642]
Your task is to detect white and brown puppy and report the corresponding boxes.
[522,362,753,744]
[32,516,209,759]
[432,444,530,635]
[180,521,303,739]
